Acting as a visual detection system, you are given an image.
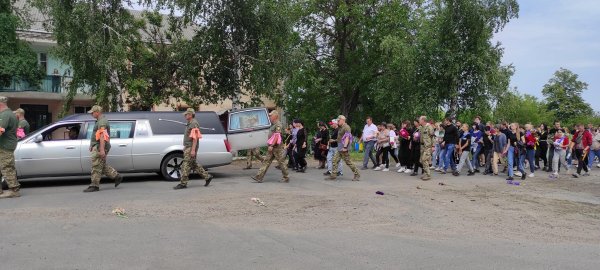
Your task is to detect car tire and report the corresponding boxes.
[161,152,184,181]
[1,177,7,190]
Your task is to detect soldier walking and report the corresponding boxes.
[0,96,21,199]
[83,105,123,192]
[244,148,264,169]
[14,108,30,139]
[252,110,289,183]
[419,116,435,181]
[174,108,213,189]
[327,115,360,181]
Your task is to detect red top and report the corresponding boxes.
[525,131,537,148]
[573,130,593,148]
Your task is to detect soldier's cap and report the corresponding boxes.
[88,105,103,113]
[183,108,195,115]
[269,110,279,116]
[13,108,25,114]
[0,96,8,104]
[337,115,346,120]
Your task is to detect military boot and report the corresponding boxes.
[204,174,213,186]
[83,186,100,192]
[420,175,431,181]
[0,190,20,199]
[114,174,123,188]
[251,176,263,183]
[352,174,360,181]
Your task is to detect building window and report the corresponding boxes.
[74,106,92,114]
[39,53,47,74]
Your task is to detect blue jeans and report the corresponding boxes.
[362,140,376,168]
[471,144,482,169]
[588,149,600,168]
[443,144,456,171]
[437,147,446,168]
[432,144,441,166]
[327,147,343,174]
[507,146,525,177]
[526,149,536,173]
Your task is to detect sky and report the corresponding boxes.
[493,0,600,112]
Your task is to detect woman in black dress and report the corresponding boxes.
[535,123,549,171]
[410,119,422,176]
[294,120,308,172]
[313,122,329,169]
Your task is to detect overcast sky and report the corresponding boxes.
[494,0,600,111]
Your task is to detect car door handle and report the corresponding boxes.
[66,146,76,149]
[119,144,128,147]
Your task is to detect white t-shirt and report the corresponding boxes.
[389,130,398,148]
[362,123,378,142]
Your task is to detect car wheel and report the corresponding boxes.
[1,177,7,190]
[161,152,184,181]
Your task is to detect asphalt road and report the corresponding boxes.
[0,162,598,270]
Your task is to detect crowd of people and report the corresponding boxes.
[280,116,600,181]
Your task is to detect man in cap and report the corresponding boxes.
[174,108,213,189]
[327,115,360,181]
[0,96,21,198]
[323,119,343,176]
[83,105,123,192]
[418,116,435,181]
[14,108,30,139]
[252,110,289,183]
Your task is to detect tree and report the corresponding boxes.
[0,0,43,87]
[34,0,143,114]
[421,0,519,119]
[145,0,298,109]
[493,90,553,125]
[542,68,593,124]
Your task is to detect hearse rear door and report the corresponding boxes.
[227,108,271,151]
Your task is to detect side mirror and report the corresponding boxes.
[34,135,43,143]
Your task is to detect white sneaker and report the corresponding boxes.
[374,166,382,171]
[597,164,600,168]
[397,168,404,173]
[396,163,401,168]
[515,171,522,177]
[383,168,389,172]
[404,168,412,173]
[435,167,442,172]
[528,173,535,178]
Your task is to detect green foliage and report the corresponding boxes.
[0,0,43,87]
[542,68,594,124]
[493,90,554,125]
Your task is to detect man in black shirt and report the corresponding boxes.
[441,118,458,173]
[482,126,494,175]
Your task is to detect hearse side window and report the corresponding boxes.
[150,113,224,135]
[85,121,135,139]
[229,109,270,131]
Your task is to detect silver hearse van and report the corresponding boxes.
[5,108,271,185]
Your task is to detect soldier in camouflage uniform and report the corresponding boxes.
[174,108,213,189]
[83,105,123,192]
[0,96,21,199]
[244,148,264,169]
[14,108,30,138]
[252,110,289,183]
[419,116,435,181]
[327,115,360,181]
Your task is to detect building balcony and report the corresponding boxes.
[0,75,89,94]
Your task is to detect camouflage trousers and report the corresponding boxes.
[255,146,288,180]
[181,147,209,185]
[246,148,264,168]
[0,148,20,191]
[420,146,432,177]
[331,150,360,177]
[90,148,119,187]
